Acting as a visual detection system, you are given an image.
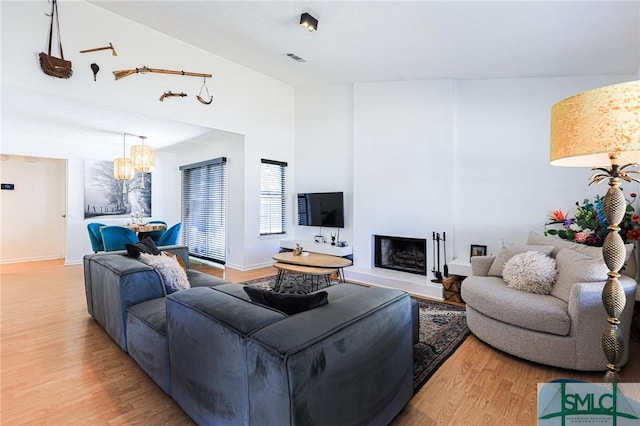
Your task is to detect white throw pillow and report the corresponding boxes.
[503,251,557,295]
[139,252,191,294]
[552,248,609,303]
[488,244,555,277]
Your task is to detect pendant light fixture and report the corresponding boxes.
[130,135,155,173]
[114,133,134,192]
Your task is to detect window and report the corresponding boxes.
[260,159,287,235]
[180,157,227,264]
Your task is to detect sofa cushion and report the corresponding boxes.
[503,251,557,294]
[186,269,229,288]
[462,276,570,336]
[139,252,190,294]
[128,297,167,334]
[243,286,328,315]
[552,248,609,303]
[488,245,554,277]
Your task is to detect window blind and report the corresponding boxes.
[260,159,287,235]
[180,157,227,264]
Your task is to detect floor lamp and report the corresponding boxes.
[550,80,640,383]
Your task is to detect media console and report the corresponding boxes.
[279,239,353,257]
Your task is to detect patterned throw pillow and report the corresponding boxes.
[139,252,190,294]
[502,251,557,295]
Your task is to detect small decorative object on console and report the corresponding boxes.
[293,242,303,256]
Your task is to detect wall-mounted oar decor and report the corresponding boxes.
[113,66,213,105]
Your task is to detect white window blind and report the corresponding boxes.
[180,157,227,264]
[260,159,287,235]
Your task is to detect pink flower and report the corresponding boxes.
[574,232,588,243]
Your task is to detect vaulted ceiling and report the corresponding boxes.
[90,1,640,86]
[6,1,640,152]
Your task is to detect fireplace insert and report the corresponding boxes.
[373,235,427,275]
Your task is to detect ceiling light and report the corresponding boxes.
[300,12,318,32]
[130,135,155,173]
[114,133,134,191]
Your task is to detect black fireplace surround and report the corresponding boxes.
[374,235,427,275]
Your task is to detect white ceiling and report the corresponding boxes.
[90,1,640,86]
[7,1,640,153]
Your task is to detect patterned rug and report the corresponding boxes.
[240,274,469,393]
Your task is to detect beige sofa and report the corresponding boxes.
[461,232,637,371]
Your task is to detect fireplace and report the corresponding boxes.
[373,235,427,275]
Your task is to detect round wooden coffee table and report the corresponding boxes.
[272,252,352,291]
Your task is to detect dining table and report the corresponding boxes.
[124,223,167,234]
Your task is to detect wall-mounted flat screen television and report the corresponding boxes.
[297,192,344,228]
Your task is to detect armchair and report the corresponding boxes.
[461,232,637,371]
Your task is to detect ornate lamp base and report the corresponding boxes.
[592,155,638,382]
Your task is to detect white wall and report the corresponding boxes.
[454,75,640,258]
[294,75,639,293]
[352,80,456,275]
[1,1,294,266]
[293,85,354,243]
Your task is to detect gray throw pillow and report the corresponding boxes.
[552,248,608,303]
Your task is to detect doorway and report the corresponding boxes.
[0,155,66,263]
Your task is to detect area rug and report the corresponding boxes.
[239,274,469,393]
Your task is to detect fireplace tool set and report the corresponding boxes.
[430,232,448,283]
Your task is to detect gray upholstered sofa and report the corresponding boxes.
[83,247,415,425]
[461,232,637,371]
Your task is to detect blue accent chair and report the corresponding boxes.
[138,220,168,242]
[87,222,106,253]
[101,226,139,252]
[156,223,182,246]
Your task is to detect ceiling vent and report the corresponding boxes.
[285,53,306,63]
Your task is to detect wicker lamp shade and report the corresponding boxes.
[130,144,155,173]
[113,157,134,180]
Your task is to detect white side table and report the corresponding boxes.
[447,258,472,277]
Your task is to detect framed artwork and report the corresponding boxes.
[84,159,151,219]
[470,244,487,260]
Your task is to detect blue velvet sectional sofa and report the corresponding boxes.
[83,246,415,425]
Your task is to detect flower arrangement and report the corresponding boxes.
[545,193,640,246]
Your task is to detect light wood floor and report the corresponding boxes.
[1,259,639,425]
